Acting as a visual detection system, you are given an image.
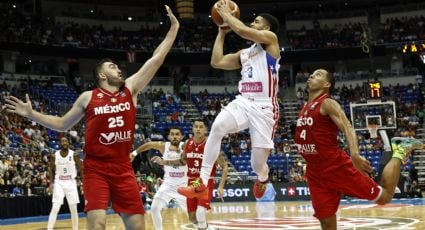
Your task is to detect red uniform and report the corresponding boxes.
[83,87,144,214]
[185,137,216,212]
[294,93,381,220]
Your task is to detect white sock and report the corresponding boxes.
[47,202,61,230]
[151,197,168,230]
[69,203,78,230]
[196,206,208,229]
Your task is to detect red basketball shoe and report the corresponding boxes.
[253,179,268,199]
[177,178,209,200]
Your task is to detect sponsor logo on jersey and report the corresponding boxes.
[296,143,317,154]
[111,98,117,102]
[97,93,103,98]
[94,102,131,115]
[59,175,73,180]
[99,130,132,145]
[119,91,126,97]
[241,82,263,93]
[169,172,185,177]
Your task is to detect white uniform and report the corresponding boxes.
[52,150,79,205]
[225,43,280,148]
[154,142,187,210]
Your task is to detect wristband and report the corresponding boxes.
[131,150,138,157]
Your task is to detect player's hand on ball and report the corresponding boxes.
[351,154,373,176]
[151,156,164,165]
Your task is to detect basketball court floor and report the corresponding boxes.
[1,198,424,229]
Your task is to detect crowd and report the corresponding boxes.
[0,3,424,52]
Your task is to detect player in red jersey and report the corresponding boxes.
[295,69,424,230]
[140,118,228,229]
[182,118,228,229]
[4,6,179,229]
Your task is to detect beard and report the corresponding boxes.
[106,75,125,87]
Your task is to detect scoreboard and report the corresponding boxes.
[364,81,382,101]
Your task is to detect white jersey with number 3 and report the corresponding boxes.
[162,142,187,187]
[239,43,280,98]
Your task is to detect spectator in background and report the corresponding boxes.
[408,180,423,198]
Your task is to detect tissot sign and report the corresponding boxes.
[212,182,310,202]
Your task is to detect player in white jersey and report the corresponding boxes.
[47,137,83,230]
[178,0,281,200]
[130,127,187,230]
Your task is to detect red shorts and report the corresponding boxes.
[307,156,381,220]
[83,159,144,214]
[186,178,214,212]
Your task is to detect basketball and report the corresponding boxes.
[211,0,240,28]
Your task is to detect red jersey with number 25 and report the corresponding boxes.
[185,137,216,178]
[84,87,135,162]
[294,93,347,171]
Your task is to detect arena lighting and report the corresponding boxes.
[175,0,194,19]
[402,42,425,54]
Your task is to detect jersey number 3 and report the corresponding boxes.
[108,116,124,128]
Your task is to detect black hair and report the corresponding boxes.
[93,58,114,84]
[324,70,335,94]
[259,13,280,34]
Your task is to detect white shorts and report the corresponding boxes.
[154,182,187,212]
[224,95,279,149]
[52,180,80,205]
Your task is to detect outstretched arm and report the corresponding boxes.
[321,98,373,176]
[126,5,180,96]
[5,92,89,131]
[130,141,165,161]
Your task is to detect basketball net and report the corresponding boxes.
[367,124,379,138]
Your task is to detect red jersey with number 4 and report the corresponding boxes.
[294,93,347,171]
[84,87,135,161]
[185,137,216,178]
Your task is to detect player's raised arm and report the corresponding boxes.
[126,5,179,95]
[130,141,165,161]
[5,92,89,132]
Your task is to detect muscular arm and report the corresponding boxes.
[321,98,359,156]
[321,98,373,175]
[134,141,165,155]
[210,30,241,70]
[5,92,89,132]
[126,5,179,97]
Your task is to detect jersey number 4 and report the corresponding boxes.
[108,116,124,128]
[300,129,306,140]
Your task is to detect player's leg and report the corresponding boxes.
[377,137,424,204]
[200,107,244,184]
[47,183,65,230]
[86,210,107,230]
[196,206,208,230]
[83,168,110,229]
[251,147,271,198]
[64,182,80,230]
[320,215,337,230]
[121,214,145,230]
[150,185,173,230]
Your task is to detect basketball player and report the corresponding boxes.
[294,69,424,230]
[178,0,280,200]
[47,137,82,230]
[182,118,228,229]
[5,6,179,229]
[130,127,187,230]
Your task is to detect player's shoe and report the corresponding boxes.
[253,179,268,199]
[177,178,209,200]
[391,137,424,164]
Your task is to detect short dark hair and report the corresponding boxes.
[324,70,335,94]
[192,117,207,126]
[167,126,182,135]
[259,13,280,34]
[93,58,114,83]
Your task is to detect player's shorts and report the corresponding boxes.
[154,182,187,212]
[224,95,278,149]
[83,158,144,214]
[186,178,215,212]
[52,180,79,205]
[307,155,382,220]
